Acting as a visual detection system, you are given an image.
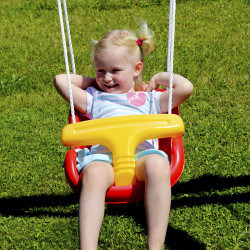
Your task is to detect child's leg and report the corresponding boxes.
[135,154,171,250]
[79,161,114,250]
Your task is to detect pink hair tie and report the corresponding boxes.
[137,38,143,47]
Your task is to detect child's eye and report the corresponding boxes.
[113,69,121,73]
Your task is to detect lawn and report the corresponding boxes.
[0,0,249,249]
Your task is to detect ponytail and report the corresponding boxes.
[137,21,154,57]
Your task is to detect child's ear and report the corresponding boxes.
[134,61,143,77]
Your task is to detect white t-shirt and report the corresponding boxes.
[86,87,163,154]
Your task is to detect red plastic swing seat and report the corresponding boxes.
[63,94,185,204]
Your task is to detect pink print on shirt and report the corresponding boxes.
[126,92,146,107]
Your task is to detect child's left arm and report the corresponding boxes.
[146,72,193,114]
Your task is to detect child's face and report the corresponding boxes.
[94,47,142,94]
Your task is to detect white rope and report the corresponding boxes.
[57,0,76,123]
[167,0,176,114]
[167,0,174,73]
[62,0,76,74]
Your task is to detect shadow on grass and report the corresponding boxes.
[172,174,249,196]
[0,174,248,248]
[0,193,79,217]
[166,226,207,249]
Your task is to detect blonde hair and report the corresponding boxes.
[91,22,154,89]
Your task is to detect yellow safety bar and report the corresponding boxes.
[61,114,184,186]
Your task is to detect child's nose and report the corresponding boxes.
[104,72,112,82]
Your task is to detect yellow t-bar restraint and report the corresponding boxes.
[61,114,184,186]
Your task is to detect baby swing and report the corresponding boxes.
[57,0,185,204]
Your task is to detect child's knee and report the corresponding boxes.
[144,155,170,181]
[82,164,100,183]
[81,162,114,189]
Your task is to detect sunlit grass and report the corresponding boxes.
[0,0,248,249]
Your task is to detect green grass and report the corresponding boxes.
[0,0,249,249]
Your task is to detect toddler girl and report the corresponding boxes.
[54,22,193,250]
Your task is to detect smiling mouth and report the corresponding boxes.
[104,83,119,88]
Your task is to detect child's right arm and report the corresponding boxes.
[54,74,97,114]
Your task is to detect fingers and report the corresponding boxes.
[141,79,159,92]
[141,82,148,91]
[146,80,159,92]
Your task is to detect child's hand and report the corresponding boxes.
[141,82,150,91]
[144,73,163,92]
[145,81,160,92]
